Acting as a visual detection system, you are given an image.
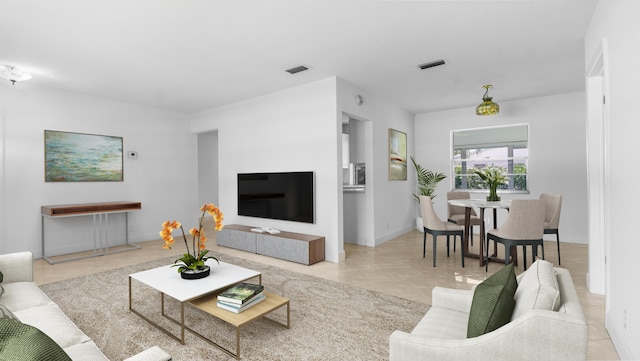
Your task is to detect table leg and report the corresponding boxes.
[130,283,187,345]
[463,207,471,257]
[492,208,498,255]
[181,303,185,344]
[286,301,291,328]
[236,328,241,360]
[479,208,486,266]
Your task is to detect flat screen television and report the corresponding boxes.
[237,171,314,224]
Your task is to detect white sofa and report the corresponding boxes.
[0,251,170,361]
[389,260,588,361]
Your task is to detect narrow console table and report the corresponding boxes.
[217,224,325,265]
[41,201,142,264]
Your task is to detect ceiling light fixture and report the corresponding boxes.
[475,84,499,116]
[0,65,32,85]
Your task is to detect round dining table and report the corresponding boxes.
[447,198,512,267]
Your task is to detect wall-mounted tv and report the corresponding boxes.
[237,171,314,224]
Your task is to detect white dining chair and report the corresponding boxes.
[420,196,465,267]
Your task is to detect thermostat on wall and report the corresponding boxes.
[127,151,138,159]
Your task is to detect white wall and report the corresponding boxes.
[197,131,219,205]
[415,92,588,244]
[586,1,640,359]
[190,76,415,261]
[337,78,416,246]
[190,77,343,262]
[0,83,197,257]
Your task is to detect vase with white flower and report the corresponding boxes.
[160,203,224,279]
[472,166,509,201]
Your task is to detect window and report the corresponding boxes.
[452,124,529,192]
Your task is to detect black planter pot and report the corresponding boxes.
[180,265,210,280]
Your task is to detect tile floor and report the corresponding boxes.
[34,230,619,360]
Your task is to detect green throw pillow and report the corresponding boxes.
[0,319,72,361]
[467,263,517,338]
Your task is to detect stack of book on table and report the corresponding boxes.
[217,282,265,313]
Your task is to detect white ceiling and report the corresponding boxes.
[0,0,597,115]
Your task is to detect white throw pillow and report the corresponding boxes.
[511,259,561,320]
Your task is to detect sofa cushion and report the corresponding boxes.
[512,259,561,320]
[0,304,19,321]
[467,263,517,338]
[0,319,72,361]
[63,341,109,361]
[123,346,172,361]
[14,304,90,349]
[1,282,53,312]
[412,306,469,340]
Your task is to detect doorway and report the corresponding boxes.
[342,113,374,247]
[197,131,219,205]
[585,39,609,298]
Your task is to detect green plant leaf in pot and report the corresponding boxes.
[410,156,446,202]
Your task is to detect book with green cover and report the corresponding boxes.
[217,282,264,305]
[217,293,266,313]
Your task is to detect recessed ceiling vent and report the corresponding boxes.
[285,65,310,74]
[418,59,446,70]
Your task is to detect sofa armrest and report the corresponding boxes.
[123,346,171,361]
[390,308,587,361]
[431,286,474,313]
[0,251,34,283]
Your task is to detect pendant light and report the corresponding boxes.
[475,84,499,116]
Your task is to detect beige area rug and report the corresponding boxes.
[40,253,429,361]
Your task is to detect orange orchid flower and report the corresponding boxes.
[160,203,224,271]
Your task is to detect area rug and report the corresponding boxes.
[40,253,429,361]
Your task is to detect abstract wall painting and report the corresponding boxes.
[44,130,123,182]
[388,128,407,181]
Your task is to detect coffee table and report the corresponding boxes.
[129,259,290,359]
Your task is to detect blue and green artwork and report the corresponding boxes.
[45,130,123,182]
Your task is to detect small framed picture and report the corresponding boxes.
[388,128,407,181]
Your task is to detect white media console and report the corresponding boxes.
[216,224,325,265]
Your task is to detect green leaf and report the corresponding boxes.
[410,156,446,201]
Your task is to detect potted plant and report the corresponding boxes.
[472,165,508,201]
[411,156,447,201]
[410,156,446,230]
[160,203,224,279]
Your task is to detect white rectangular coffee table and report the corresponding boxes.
[128,259,262,345]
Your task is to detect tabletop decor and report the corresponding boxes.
[160,203,224,279]
[473,165,508,201]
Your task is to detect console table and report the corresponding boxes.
[217,224,325,265]
[41,201,142,264]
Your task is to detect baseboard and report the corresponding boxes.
[607,316,633,359]
[375,225,414,246]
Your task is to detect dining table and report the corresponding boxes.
[446,198,512,267]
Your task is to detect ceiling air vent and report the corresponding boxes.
[285,65,310,74]
[418,59,446,70]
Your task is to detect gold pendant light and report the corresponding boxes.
[476,84,499,116]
